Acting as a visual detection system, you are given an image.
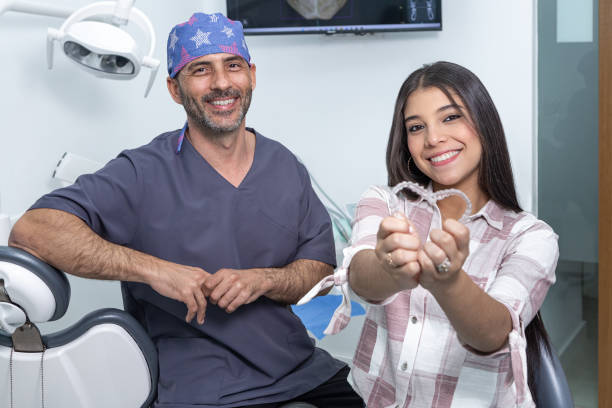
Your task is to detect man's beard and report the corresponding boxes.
[179,85,253,134]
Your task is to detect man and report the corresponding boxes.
[9,12,363,408]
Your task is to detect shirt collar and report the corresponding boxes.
[465,199,505,230]
[175,121,188,154]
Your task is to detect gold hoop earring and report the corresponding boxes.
[407,156,420,180]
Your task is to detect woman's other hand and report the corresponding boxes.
[418,219,470,292]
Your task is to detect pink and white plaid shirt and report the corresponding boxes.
[300,184,558,407]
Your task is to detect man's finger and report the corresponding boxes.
[194,289,207,324]
[218,283,243,310]
[209,275,235,305]
[226,291,251,313]
[203,272,224,291]
[185,295,198,323]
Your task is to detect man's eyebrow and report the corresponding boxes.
[185,60,211,70]
[223,56,244,63]
[404,104,463,123]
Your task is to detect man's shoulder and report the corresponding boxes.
[120,129,182,162]
[251,128,304,171]
[251,128,293,156]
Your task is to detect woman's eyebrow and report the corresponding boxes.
[404,104,464,123]
[438,103,462,112]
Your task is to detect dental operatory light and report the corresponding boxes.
[1,0,160,97]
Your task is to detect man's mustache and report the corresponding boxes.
[202,89,241,103]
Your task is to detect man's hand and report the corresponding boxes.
[204,268,271,313]
[148,264,212,324]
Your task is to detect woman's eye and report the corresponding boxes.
[443,114,462,122]
[407,124,424,133]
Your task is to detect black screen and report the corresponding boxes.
[226,0,441,35]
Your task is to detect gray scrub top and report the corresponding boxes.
[31,128,344,408]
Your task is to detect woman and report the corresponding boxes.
[301,62,558,407]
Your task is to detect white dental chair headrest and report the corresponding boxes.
[0,246,70,324]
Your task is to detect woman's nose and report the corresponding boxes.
[425,125,447,146]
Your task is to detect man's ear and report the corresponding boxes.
[167,76,183,105]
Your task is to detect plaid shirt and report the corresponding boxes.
[300,185,558,407]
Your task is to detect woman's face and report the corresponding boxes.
[403,86,482,194]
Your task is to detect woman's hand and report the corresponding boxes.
[418,219,470,292]
[374,213,422,290]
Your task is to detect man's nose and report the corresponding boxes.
[211,69,231,90]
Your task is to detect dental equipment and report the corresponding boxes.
[53,152,103,185]
[0,0,160,97]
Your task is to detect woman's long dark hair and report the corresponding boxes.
[386,61,551,403]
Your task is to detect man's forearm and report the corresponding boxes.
[258,259,333,304]
[9,208,155,284]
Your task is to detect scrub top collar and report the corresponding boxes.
[176,121,189,154]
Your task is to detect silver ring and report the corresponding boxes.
[436,258,451,274]
[386,253,395,268]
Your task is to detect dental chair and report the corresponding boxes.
[533,332,574,407]
[0,246,158,408]
[0,246,317,408]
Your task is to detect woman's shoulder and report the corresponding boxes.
[495,206,558,240]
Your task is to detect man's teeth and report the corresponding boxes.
[430,151,459,163]
[211,99,235,106]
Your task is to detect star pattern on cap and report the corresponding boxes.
[191,29,211,48]
[210,14,219,23]
[168,56,173,69]
[222,26,234,38]
[169,30,179,50]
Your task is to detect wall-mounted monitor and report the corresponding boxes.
[226,0,442,35]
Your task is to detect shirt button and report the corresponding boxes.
[411,316,418,324]
[401,362,408,371]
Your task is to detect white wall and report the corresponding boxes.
[0,0,536,354]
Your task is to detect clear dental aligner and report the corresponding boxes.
[389,181,473,223]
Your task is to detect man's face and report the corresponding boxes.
[172,53,256,134]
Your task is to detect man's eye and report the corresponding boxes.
[228,63,242,70]
[191,67,208,76]
[443,114,462,122]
